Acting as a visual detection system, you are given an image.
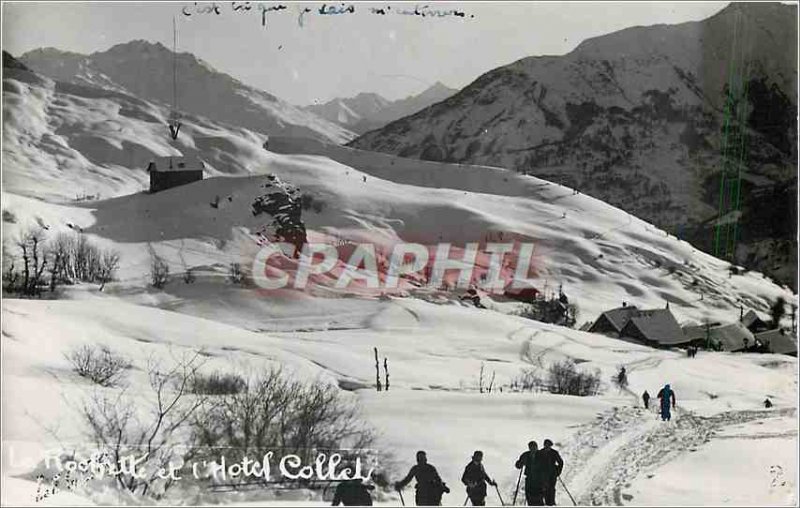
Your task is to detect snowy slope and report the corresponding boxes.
[20,42,355,144]
[2,55,798,507]
[2,294,797,506]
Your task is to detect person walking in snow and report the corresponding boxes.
[515,441,544,506]
[395,451,450,506]
[332,477,374,506]
[461,451,496,506]
[617,366,627,387]
[534,439,564,506]
[657,384,676,421]
[642,390,650,410]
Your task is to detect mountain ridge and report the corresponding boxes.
[349,2,798,289]
[20,40,355,144]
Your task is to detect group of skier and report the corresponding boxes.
[389,442,563,507]
[642,383,677,421]
[334,443,567,506]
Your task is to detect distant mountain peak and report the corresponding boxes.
[306,82,457,134]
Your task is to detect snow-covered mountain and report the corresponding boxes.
[2,46,798,507]
[304,92,390,130]
[2,58,793,326]
[350,2,798,290]
[20,41,355,144]
[304,82,457,134]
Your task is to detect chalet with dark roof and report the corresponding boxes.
[588,305,640,336]
[148,155,204,193]
[619,309,684,347]
[682,321,755,352]
[754,329,797,356]
[741,310,770,333]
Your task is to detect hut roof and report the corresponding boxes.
[754,329,797,355]
[148,155,205,172]
[621,309,683,344]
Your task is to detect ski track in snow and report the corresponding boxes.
[558,405,797,506]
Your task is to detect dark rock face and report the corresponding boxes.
[3,51,30,71]
[251,175,308,256]
[350,3,798,289]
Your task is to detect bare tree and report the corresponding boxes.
[2,239,18,293]
[98,250,121,291]
[15,227,48,296]
[50,233,76,284]
[81,351,207,498]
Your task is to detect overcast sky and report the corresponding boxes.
[3,2,729,105]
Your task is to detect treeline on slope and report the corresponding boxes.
[2,227,120,296]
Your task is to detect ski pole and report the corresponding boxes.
[512,469,522,505]
[398,488,405,506]
[557,477,577,507]
[494,484,506,506]
[463,494,470,506]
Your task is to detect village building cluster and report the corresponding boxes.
[586,304,796,356]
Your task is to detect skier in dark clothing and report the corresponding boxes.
[515,441,544,506]
[764,398,773,408]
[332,478,374,506]
[657,384,676,421]
[642,390,650,410]
[395,451,450,506]
[534,439,563,506]
[461,451,496,506]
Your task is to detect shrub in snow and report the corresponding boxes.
[2,209,16,223]
[183,268,196,284]
[227,262,245,284]
[512,299,579,328]
[509,368,543,392]
[66,344,131,387]
[188,371,246,395]
[189,367,374,482]
[149,246,170,289]
[546,359,601,396]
